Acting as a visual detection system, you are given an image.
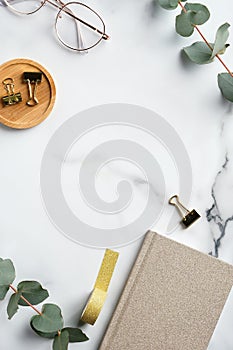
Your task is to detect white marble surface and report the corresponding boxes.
[1,0,233,349]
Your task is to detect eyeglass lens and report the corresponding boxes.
[56,2,105,51]
[5,0,43,14]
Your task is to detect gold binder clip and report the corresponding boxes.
[169,195,200,228]
[23,72,42,107]
[2,78,22,106]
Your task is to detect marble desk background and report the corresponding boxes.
[0,0,233,349]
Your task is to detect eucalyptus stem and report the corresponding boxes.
[178,1,233,78]
[0,258,89,349]
[9,284,42,315]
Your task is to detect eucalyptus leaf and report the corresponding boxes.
[63,327,89,343]
[211,23,230,59]
[7,292,22,319]
[17,281,49,306]
[31,304,63,333]
[218,43,230,55]
[218,73,233,102]
[184,3,210,25]
[0,285,9,300]
[0,259,15,286]
[53,330,69,350]
[158,0,178,10]
[176,11,194,37]
[183,41,214,64]
[30,320,58,339]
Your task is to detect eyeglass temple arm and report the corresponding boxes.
[57,0,86,50]
[46,0,109,40]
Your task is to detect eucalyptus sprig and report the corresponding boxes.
[158,0,233,102]
[0,258,88,350]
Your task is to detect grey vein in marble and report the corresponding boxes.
[206,155,233,258]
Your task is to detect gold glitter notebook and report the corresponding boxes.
[99,231,233,350]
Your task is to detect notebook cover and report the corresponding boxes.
[99,231,233,350]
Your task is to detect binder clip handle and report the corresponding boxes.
[168,195,189,217]
[3,78,15,95]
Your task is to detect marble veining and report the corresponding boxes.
[207,155,233,258]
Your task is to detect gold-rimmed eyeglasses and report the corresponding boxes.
[4,0,109,52]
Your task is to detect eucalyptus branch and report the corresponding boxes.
[178,1,233,78]
[0,258,88,350]
[158,0,233,102]
[9,284,42,315]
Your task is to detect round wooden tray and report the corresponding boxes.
[0,58,56,129]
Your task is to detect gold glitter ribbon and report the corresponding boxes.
[81,249,119,325]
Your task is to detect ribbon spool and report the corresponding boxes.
[81,249,119,325]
